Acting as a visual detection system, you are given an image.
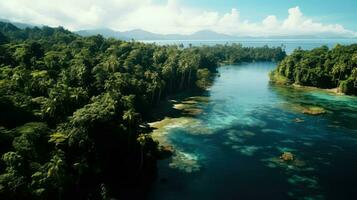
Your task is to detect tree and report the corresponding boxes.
[271,44,357,95]
[196,68,211,89]
[0,152,28,199]
[0,32,8,44]
[0,21,290,199]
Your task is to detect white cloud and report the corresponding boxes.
[263,15,278,29]
[0,0,356,37]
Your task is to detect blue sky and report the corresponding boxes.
[155,0,357,30]
[0,0,356,37]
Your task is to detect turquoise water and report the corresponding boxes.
[142,39,357,54]
[148,62,357,200]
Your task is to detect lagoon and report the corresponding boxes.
[148,62,357,200]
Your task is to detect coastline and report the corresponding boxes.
[291,84,344,95]
[269,72,348,96]
[147,92,208,144]
[146,91,210,173]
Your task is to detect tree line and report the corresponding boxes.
[270,44,357,95]
[0,21,286,199]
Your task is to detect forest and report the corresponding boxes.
[0,21,286,199]
[270,44,357,95]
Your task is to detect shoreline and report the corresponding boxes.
[269,71,352,97]
[144,89,208,141]
[146,91,210,173]
[291,84,345,95]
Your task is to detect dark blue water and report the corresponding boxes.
[142,39,357,54]
[148,62,357,200]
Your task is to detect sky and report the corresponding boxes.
[0,0,356,37]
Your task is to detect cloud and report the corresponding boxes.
[263,15,278,29]
[0,0,356,37]
[277,7,356,37]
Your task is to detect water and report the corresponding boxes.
[148,62,357,200]
[141,38,357,54]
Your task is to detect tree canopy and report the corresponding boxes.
[270,44,357,95]
[0,22,286,199]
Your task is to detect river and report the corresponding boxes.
[147,62,357,200]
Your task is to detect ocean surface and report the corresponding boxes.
[141,38,357,54]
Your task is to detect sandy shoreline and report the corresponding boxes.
[146,92,209,144]
[292,84,344,95]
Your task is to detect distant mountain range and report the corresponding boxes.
[0,18,35,29]
[1,19,356,41]
[75,28,357,40]
[76,28,237,40]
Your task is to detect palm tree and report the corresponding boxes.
[47,152,65,200]
[123,109,138,127]
[136,134,147,176]
[123,108,140,151]
[104,55,119,72]
[178,58,188,90]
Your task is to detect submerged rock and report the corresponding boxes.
[280,152,294,161]
[280,103,327,116]
[301,106,326,115]
[238,145,261,156]
[172,96,208,117]
[293,118,304,123]
[169,151,201,173]
[287,175,319,189]
[149,116,202,144]
[263,156,307,171]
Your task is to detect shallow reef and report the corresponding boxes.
[169,150,202,173]
[149,95,210,173]
[279,102,327,116]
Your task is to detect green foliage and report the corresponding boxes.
[196,68,212,89]
[2,152,23,168]
[13,122,50,160]
[48,132,68,146]
[0,22,286,199]
[0,32,8,45]
[0,152,28,199]
[71,93,117,126]
[271,44,357,95]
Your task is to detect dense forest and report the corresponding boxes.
[0,21,286,199]
[270,44,357,95]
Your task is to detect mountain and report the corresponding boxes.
[0,19,225,40]
[77,28,357,41]
[121,29,164,40]
[76,28,161,40]
[0,18,36,29]
[185,30,234,40]
[76,28,237,40]
[76,28,129,40]
[2,18,354,40]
